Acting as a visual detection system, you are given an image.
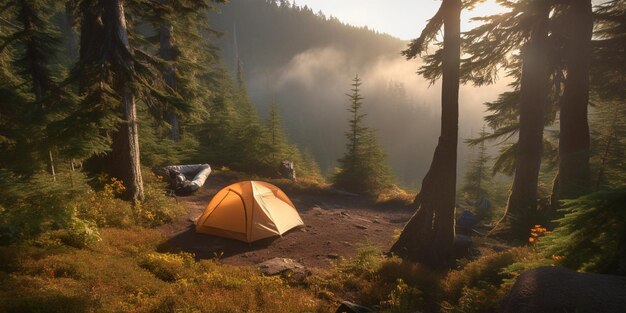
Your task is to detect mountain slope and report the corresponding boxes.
[209,0,502,186]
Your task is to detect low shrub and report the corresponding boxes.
[380,278,425,313]
[315,243,439,312]
[441,281,503,313]
[376,185,415,205]
[135,173,185,227]
[540,187,626,275]
[442,247,534,302]
[138,252,197,282]
[0,171,98,247]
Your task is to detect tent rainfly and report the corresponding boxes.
[196,181,304,243]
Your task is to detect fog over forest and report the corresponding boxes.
[210,0,510,186]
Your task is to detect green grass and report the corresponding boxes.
[0,228,330,313]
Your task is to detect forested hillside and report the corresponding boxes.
[209,0,507,185]
[1,0,625,312]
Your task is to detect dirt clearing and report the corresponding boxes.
[158,173,414,272]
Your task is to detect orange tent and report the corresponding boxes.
[196,181,304,242]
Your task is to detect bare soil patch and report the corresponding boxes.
[158,173,414,272]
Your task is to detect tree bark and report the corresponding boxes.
[390,0,460,268]
[103,0,144,204]
[555,0,592,200]
[501,0,550,241]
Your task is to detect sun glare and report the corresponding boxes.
[462,0,508,32]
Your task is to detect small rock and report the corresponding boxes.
[311,206,325,215]
[327,254,340,259]
[257,257,308,276]
[300,228,308,232]
[340,241,352,246]
[355,224,368,230]
[372,219,381,224]
[355,217,371,223]
[340,211,351,217]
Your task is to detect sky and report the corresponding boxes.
[292,0,508,40]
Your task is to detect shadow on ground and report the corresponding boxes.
[157,227,279,260]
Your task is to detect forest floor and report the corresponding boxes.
[158,172,415,273]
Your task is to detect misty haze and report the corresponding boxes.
[212,0,511,185]
[1,0,624,312]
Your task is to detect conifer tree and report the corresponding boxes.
[264,101,290,164]
[390,0,462,267]
[148,0,225,141]
[0,0,67,175]
[196,75,239,167]
[462,126,492,219]
[333,74,393,196]
[591,101,626,191]
[195,70,265,173]
[591,0,625,102]
[503,0,551,240]
[588,0,625,191]
[552,0,593,201]
[73,0,146,203]
[460,0,564,240]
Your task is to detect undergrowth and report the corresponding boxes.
[0,228,329,312]
[0,170,183,247]
[311,243,539,313]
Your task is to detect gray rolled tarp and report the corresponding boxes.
[160,164,211,192]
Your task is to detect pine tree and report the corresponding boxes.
[463,126,492,220]
[460,0,569,240]
[502,0,551,240]
[552,0,593,201]
[73,0,146,203]
[390,0,462,268]
[590,101,626,191]
[195,70,265,173]
[298,148,323,180]
[333,74,393,196]
[0,0,69,176]
[147,0,225,141]
[196,74,240,167]
[261,102,322,179]
[264,101,290,164]
[591,0,626,102]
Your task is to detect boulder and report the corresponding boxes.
[500,266,626,313]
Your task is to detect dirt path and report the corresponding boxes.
[158,173,414,272]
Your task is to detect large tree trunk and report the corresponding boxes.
[501,1,550,241]
[555,0,592,200]
[158,4,180,141]
[390,0,460,268]
[110,87,144,203]
[103,0,144,203]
